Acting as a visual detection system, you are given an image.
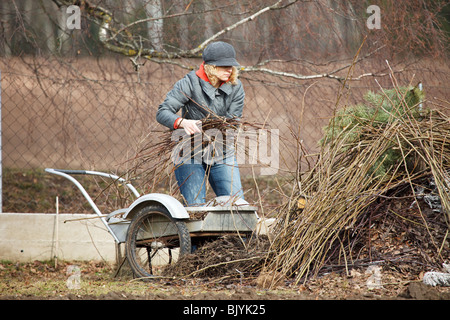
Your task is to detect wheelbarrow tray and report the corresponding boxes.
[108,205,258,242]
[185,205,258,234]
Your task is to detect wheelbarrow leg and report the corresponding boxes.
[113,256,127,278]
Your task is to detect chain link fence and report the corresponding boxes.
[2,56,449,172]
[1,56,449,213]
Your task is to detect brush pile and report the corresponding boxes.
[162,235,270,282]
[264,85,449,285]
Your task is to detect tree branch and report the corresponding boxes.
[50,0,388,83]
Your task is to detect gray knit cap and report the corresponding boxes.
[202,41,239,66]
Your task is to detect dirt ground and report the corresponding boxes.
[1,245,449,301]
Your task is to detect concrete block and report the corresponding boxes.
[0,213,117,262]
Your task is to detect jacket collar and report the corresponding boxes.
[196,63,233,97]
[196,62,210,83]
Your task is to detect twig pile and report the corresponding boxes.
[263,83,449,286]
[162,236,270,282]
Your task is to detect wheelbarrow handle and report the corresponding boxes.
[51,169,88,175]
[45,168,121,243]
[45,168,140,198]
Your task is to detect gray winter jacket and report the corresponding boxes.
[156,70,245,129]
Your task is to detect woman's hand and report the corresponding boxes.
[179,119,202,135]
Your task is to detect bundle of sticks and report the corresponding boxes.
[126,115,264,194]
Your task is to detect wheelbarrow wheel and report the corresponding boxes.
[125,204,191,279]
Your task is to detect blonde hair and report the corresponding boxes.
[204,64,239,88]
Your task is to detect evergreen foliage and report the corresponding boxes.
[321,86,425,177]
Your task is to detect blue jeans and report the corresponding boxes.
[174,156,244,206]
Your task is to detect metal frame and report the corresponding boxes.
[45,168,259,245]
[45,168,139,243]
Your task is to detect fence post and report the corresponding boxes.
[418,82,423,111]
[0,70,2,213]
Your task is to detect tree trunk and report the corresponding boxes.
[0,1,12,56]
[145,0,164,51]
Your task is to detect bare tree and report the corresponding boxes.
[1,2,12,56]
[2,0,443,80]
[144,0,164,51]
[48,0,365,81]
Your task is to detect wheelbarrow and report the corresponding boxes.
[45,168,259,278]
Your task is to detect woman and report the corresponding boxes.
[156,41,245,206]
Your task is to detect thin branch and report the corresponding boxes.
[193,0,301,53]
[110,4,236,43]
[50,0,391,83]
